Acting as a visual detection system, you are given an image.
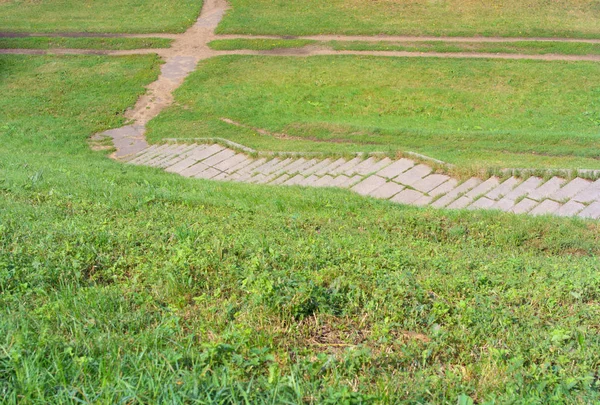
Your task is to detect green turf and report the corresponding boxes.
[0,0,202,34]
[147,55,600,171]
[216,0,600,38]
[0,36,173,50]
[2,53,600,403]
[208,38,600,56]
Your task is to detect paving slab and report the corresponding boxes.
[339,175,363,188]
[147,144,187,167]
[283,174,305,186]
[390,189,425,205]
[252,158,281,175]
[510,198,538,214]
[236,158,267,175]
[358,158,392,176]
[269,174,290,185]
[555,200,585,217]
[291,159,319,174]
[346,157,377,176]
[315,158,347,176]
[447,196,472,209]
[351,175,387,196]
[394,164,432,186]
[130,144,172,165]
[330,157,363,175]
[211,172,230,181]
[301,174,320,186]
[412,174,450,193]
[266,158,295,176]
[280,158,306,174]
[529,199,561,216]
[468,197,495,210]
[430,178,481,208]
[413,195,433,206]
[126,144,159,163]
[369,182,404,199]
[376,158,414,179]
[194,167,221,179]
[550,178,591,201]
[428,178,458,197]
[213,153,249,172]
[165,144,222,173]
[528,177,566,201]
[493,198,516,212]
[313,175,335,187]
[201,149,236,167]
[156,144,199,168]
[302,159,331,176]
[503,177,543,201]
[465,177,500,199]
[485,177,520,200]
[180,162,209,177]
[572,179,600,203]
[578,201,600,219]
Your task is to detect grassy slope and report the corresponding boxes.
[0,37,172,50]
[216,0,600,38]
[0,0,202,33]
[2,54,600,403]
[207,38,600,56]
[147,55,600,171]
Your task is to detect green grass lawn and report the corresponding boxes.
[216,0,600,38]
[0,37,172,50]
[208,38,600,56]
[2,54,600,403]
[147,55,600,171]
[0,0,202,33]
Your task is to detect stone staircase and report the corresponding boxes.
[124,142,600,219]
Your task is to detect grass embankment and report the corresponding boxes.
[0,37,172,50]
[147,55,600,171]
[208,38,600,56]
[0,0,202,33]
[2,54,600,403]
[216,0,600,38]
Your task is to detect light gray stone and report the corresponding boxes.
[572,179,600,203]
[529,200,561,216]
[194,167,221,179]
[376,158,414,179]
[331,157,363,175]
[201,149,236,167]
[346,157,377,176]
[394,164,432,186]
[267,158,295,176]
[503,177,543,201]
[430,178,481,208]
[468,197,495,210]
[358,158,392,176]
[280,158,307,174]
[351,176,387,196]
[269,174,290,185]
[550,178,592,201]
[180,162,208,177]
[213,153,249,172]
[127,144,159,164]
[291,159,319,174]
[528,177,566,201]
[315,158,347,176]
[413,195,433,206]
[369,182,404,199]
[130,144,172,165]
[236,158,267,175]
[301,159,331,176]
[485,177,520,200]
[391,189,425,205]
[313,175,335,187]
[339,175,362,188]
[465,177,500,199]
[301,174,320,186]
[428,178,458,197]
[283,174,305,186]
[252,158,281,175]
[493,198,516,212]
[510,198,538,214]
[156,144,199,168]
[165,144,222,173]
[447,196,472,209]
[578,201,600,219]
[555,200,585,217]
[412,174,450,193]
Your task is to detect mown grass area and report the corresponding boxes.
[216,0,600,38]
[208,38,600,56]
[147,55,600,171]
[0,0,202,33]
[0,37,172,50]
[2,54,600,403]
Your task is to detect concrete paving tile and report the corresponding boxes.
[530,199,561,216]
[213,153,249,172]
[578,201,600,219]
[511,198,538,214]
[528,177,566,201]
[283,174,305,186]
[493,198,516,212]
[357,157,392,176]
[368,182,405,199]
[394,164,432,186]
[180,162,208,177]
[313,175,335,187]
[194,167,221,179]
[301,174,320,186]
[269,174,290,185]
[467,197,495,210]
[412,174,450,193]
[165,144,221,173]
[201,149,236,167]
[127,144,159,164]
[503,177,543,200]
[279,158,306,174]
[345,157,377,176]
[330,175,350,187]
[315,158,347,176]
[302,159,331,176]
[156,144,199,168]
[485,177,520,200]
[390,189,424,204]
[236,158,267,175]
[550,178,592,201]
[339,175,362,188]
[572,179,600,203]
[147,145,187,167]
[211,172,230,181]
[428,178,458,197]
[252,158,281,175]
[330,157,362,175]
[430,178,481,208]
[130,144,172,165]
[555,200,585,217]
[447,196,472,209]
[266,158,295,176]
[465,177,500,199]
[351,175,387,195]
[291,159,319,174]
[413,195,433,206]
[376,158,414,179]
